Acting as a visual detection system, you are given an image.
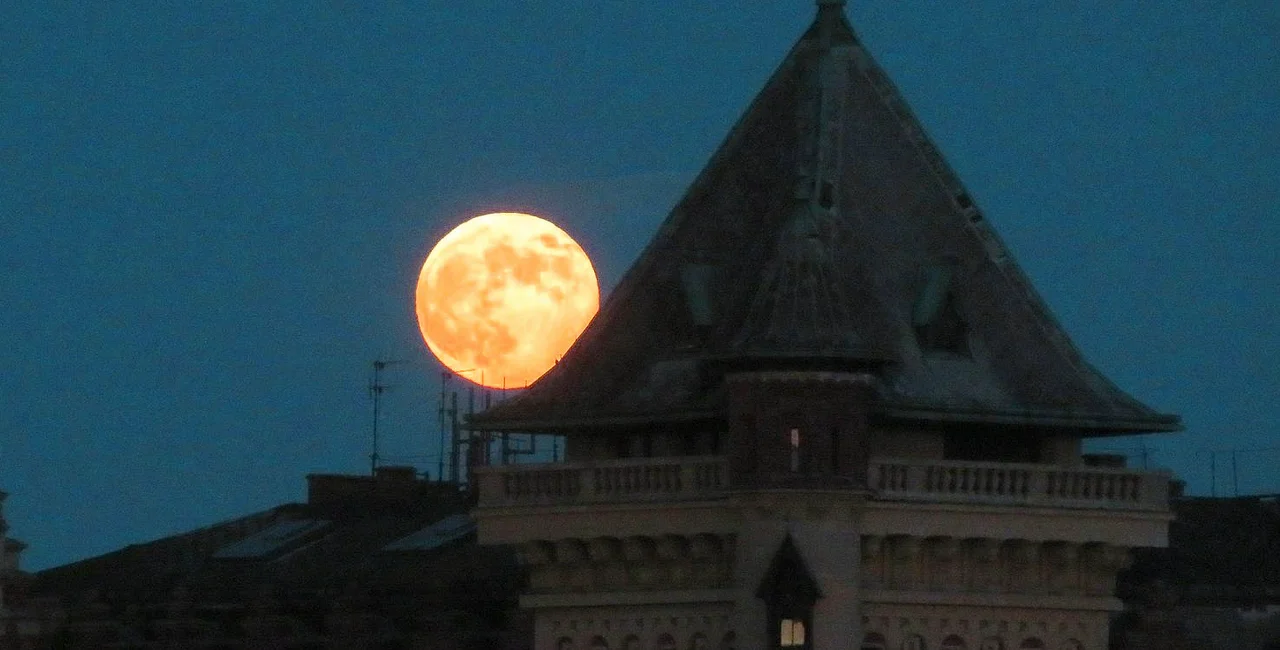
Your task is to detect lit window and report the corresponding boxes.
[780,618,805,647]
[789,428,802,472]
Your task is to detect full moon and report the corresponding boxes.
[415,212,599,389]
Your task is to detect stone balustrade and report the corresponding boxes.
[475,456,729,507]
[476,456,1168,511]
[868,458,1170,510]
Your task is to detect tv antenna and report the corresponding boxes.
[368,358,404,475]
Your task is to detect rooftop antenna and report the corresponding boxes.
[437,371,449,483]
[368,359,403,476]
[439,368,475,484]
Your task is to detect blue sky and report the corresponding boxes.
[1,2,1277,570]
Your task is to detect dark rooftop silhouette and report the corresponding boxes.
[472,3,1180,436]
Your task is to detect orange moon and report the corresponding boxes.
[415,212,599,389]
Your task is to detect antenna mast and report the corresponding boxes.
[368,359,402,476]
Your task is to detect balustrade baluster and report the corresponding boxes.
[478,457,1164,511]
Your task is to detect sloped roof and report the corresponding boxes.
[473,2,1178,435]
[33,494,515,606]
[29,480,524,647]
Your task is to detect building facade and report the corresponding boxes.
[470,2,1179,650]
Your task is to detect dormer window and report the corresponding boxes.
[757,535,819,650]
[913,265,970,357]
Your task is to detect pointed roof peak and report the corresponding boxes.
[802,0,858,52]
[471,2,1181,435]
[814,0,850,24]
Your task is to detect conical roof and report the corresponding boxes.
[472,3,1179,435]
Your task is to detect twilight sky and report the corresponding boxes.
[2,2,1276,570]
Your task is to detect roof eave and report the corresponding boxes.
[877,402,1183,435]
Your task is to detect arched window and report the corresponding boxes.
[1018,639,1044,649]
[622,636,641,650]
[689,633,709,650]
[902,634,927,650]
[780,618,805,647]
[590,637,610,650]
[861,632,887,650]
[941,636,967,650]
[558,638,576,650]
[657,634,677,650]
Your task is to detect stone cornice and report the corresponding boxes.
[862,590,1124,612]
[520,589,737,609]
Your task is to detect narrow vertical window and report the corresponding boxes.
[744,416,759,475]
[830,427,840,475]
[789,428,802,472]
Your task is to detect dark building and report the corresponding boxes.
[1114,495,1280,650]
[16,469,523,649]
